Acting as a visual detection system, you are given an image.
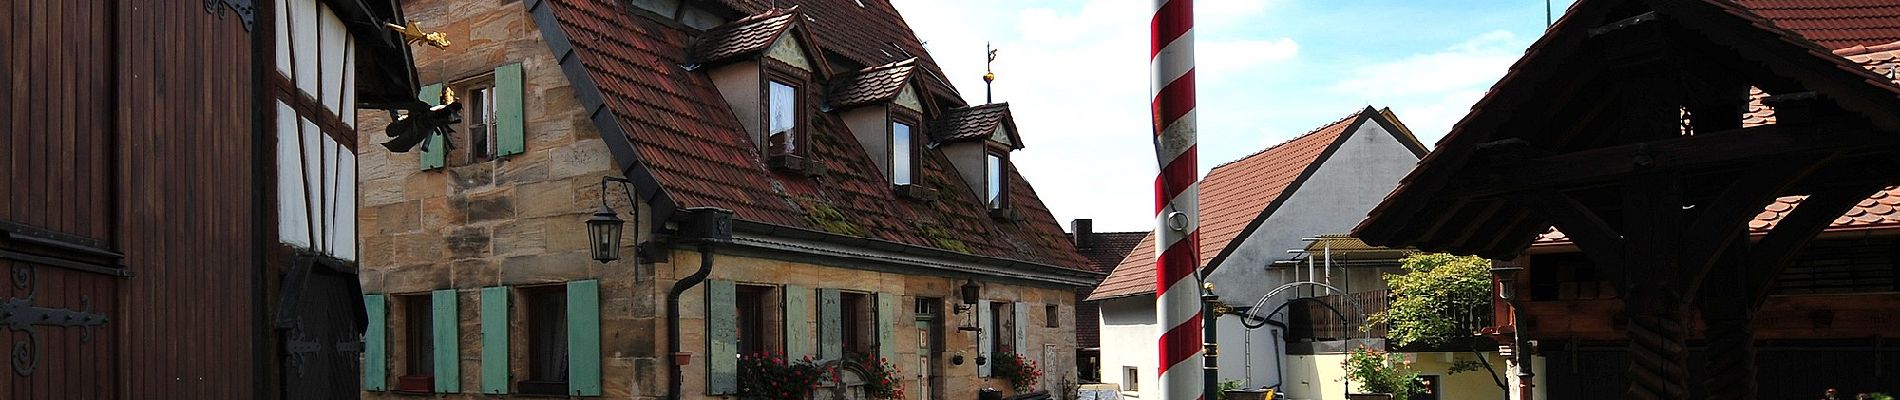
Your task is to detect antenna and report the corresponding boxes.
[984,42,998,104]
[1546,0,1554,28]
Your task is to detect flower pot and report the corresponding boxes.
[1346,394,1395,400]
[1224,389,1269,400]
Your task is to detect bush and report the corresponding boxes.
[1341,347,1421,396]
[738,352,832,400]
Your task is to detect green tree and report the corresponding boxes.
[1366,253,1505,390]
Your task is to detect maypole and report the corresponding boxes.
[1150,0,1205,399]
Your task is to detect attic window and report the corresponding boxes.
[986,152,1007,209]
[768,80,798,153]
[892,122,914,185]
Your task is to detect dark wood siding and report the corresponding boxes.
[2,0,114,242]
[117,2,258,399]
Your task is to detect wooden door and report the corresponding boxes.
[916,320,933,399]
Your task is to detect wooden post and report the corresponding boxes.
[1619,174,1690,400]
[1698,236,1757,400]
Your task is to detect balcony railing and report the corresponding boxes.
[1284,289,1492,344]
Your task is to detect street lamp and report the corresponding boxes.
[1490,265,1530,400]
[1491,266,1523,301]
[586,176,640,263]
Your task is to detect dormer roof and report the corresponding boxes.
[827,58,918,109]
[689,7,828,74]
[931,103,1023,149]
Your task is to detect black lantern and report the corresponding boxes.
[1491,265,1525,302]
[586,176,639,263]
[960,279,981,305]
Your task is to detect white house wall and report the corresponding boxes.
[1097,296,1158,398]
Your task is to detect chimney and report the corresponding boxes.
[1071,219,1094,249]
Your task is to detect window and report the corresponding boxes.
[891,121,914,185]
[767,80,798,155]
[400,294,433,380]
[1045,304,1060,328]
[521,286,569,395]
[453,78,499,165]
[735,285,778,355]
[841,292,875,357]
[988,301,1015,354]
[986,153,1006,209]
[1123,366,1140,391]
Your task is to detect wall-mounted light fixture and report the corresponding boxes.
[586,176,641,263]
[956,279,981,313]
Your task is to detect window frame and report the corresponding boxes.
[985,149,1010,210]
[889,110,923,186]
[761,64,810,163]
[734,284,780,356]
[1045,303,1060,328]
[1123,366,1140,391]
[519,285,570,396]
[398,293,434,380]
[987,301,1015,354]
[840,291,876,358]
[448,73,501,166]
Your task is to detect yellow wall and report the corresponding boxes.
[1281,351,1546,400]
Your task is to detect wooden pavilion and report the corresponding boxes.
[1354,0,1900,398]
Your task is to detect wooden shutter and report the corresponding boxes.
[977,299,992,377]
[783,285,812,359]
[494,63,525,157]
[706,280,739,394]
[567,280,603,396]
[418,83,446,170]
[1013,302,1029,358]
[480,287,509,394]
[875,293,897,363]
[817,288,842,361]
[430,289,460,392]
[363,294,388,391]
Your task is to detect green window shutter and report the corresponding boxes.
[431,289,460,393]
[706,280,738,394]
[418,83,446,170]
[782,285,811,359]
[567,280,603,396]
[977,299,992,377]
[817,288,842,361]
[1013,302,1030,358]
[494,63,525,157]
[875,293,897,363]
[480,287,509,394]
[363,294,388,391]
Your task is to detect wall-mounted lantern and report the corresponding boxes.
[1490,266,1524,302]
[958,280,981,311]
[586,176,640,263]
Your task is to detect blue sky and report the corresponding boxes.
[888,0,1578,232]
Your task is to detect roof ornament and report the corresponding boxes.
[387,20,450,49]
[984,42,999,104]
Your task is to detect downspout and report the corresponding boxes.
[667,243,716,400]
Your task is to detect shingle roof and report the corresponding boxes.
[534,0,1092,272]
[689,7,799,66]
[1735,0,1900,50]
[1087,110,1376,300]
[930,103,1018,146]
[827,58,916,109]
[723,0,966,108]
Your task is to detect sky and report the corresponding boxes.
[888,0,1579,232]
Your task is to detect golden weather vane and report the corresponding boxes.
[387,20,451,49]
[984,42,998,104]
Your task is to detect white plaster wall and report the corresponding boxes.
[707,61,762,144]
[1098,296,1158,399]
[843,106,891,178]
[1215,314,1283,389]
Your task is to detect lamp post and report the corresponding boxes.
[586,176,641,263]
[1490,265,1530,400]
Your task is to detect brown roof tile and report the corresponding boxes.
[690,7,799,65]
[537,0,1092,272]
[930,103,1018,146]
[721,0,966,107]
[1088,110,1370,300]
[1074,231,1147,274]
[827,58,916,109]
[1735,0,1900,50]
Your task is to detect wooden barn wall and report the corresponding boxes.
[3,1,263,398]
[116,2,260,399]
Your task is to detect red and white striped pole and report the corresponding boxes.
[1150,0,1204,400]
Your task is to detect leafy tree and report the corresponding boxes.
[1366,253,1506,390]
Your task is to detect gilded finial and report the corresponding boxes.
[984,42,999,103]
[441,87,458,105]
[388,21,451,49]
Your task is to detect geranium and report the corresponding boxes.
[739,352,829,400]
[855,354,906,400]
[991,348,1042,392]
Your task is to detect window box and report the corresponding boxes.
[767,153,806,171]
[516,380,569,397]
[392,376,433,394]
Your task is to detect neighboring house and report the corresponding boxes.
[1087,107,1428,397]
[0,0,425,398]
[1066,220,1148,383]
[355,0,1100,399]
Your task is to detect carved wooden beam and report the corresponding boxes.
[1745,183,1889,305]
[1678,156,1832,298]
[1513,190,1626,287]
[1450,124,1890,198]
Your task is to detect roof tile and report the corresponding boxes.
[827,58,917,108]
[1735,0,1900,49]
[931,103,1013,144]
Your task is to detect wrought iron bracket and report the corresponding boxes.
[4,265,110,376]
[204,0,257,31]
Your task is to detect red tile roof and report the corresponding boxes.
[1087,109,1382,300]
[726,0,966,107]
[1735,0,1900,50]
[930,103,1020,147]
[689,7,799,65]
[827,58,917,109]
[534,0,1092,272]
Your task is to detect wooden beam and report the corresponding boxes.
[1452,124,1891,198]
[1679,156,1832,298]
[1746,183,1889,304]
[1513,190,1626,287]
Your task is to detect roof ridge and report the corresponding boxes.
[1208,108,1366,171]
[1835,40,1900,57]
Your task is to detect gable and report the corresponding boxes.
[765,29,812,71]
[894,82,922,112]
[989,124,1011,146]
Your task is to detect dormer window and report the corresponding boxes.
[892,121,915,185]
[986,152,1006,209]
[767,79,800,155]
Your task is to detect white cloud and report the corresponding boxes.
[1328,29,1527,143]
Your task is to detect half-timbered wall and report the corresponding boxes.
[274,0,361,261]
